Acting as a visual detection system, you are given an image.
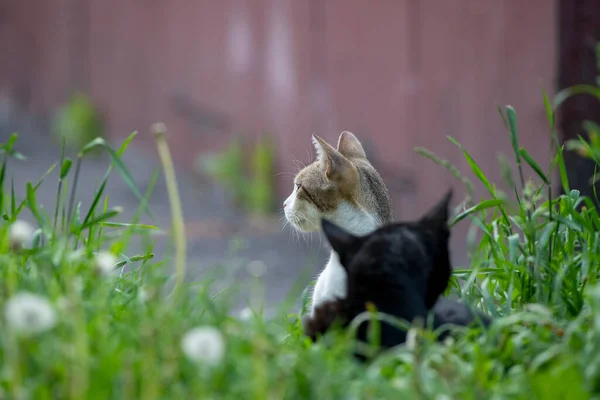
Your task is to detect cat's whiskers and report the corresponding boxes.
[293,156,307,169]
[274,171,296,178]
[281,217,300,244]
[290,157,307,174]
[278,210,287,222]
[307,229,322,249]
[301,230,310,248]
[293,227,302,244]
[294,210,320,231]
[288,210,323,248]
[284,210,302,243]
[305,147,313,164]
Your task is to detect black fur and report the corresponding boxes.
[303,190,491,357]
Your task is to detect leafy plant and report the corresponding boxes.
[197,135,275,215]
[52,92,105,152]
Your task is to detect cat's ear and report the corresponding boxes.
[312,134,336,163]
[419,189,453,231]
[321,219,358,257]
[336,131,367,159]
[312,134,358,186]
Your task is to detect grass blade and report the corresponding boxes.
[450,199,505,226]
[102,222,159,230]
[543,89,555,131]
[519,148,549,184]
[0,153,6,213]
[81,179,108,228]
[447,136,494,196]
[15,163,57,219]
[506,106,521,164]
[78,208,122,232]
[553,84,600,108]
[79,133,156,223]
[26,183,44,229]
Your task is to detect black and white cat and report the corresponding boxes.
[303,190,490,355]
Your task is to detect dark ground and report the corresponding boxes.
[0,114,327,317]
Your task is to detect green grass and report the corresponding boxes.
[2,93,600,399]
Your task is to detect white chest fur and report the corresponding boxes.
[310,251,346,315]
[309,204,380,316]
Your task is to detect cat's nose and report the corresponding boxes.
[283,201,287,208]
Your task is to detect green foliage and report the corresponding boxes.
[554,42,600,191]
[52,92,105,152]
[197,135,275,215]
[2,88,600,398]
[248,136,276,215]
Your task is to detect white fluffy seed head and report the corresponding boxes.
[246,260,267,278]
[151,122,168,136]
[9,220,35,249]
[237,307,254,321]
[94,251,118,277]
[181,326,226,365]
[4,292,57,336]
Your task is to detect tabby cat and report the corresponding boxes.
[283,131,393,316]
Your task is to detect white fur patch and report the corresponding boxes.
[310,251,346,312]
[328,202,379,236]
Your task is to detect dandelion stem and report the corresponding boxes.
[152,123,187,293]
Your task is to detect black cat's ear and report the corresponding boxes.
[321,219,358,256]
[419,189,453,230]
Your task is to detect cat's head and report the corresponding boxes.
[321,190,454,310]
[283,132,392,235]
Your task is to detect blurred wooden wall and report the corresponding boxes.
[0,0,556,220]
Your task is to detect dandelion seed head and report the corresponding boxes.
[151,122,168,135]
[94,251,118,277]
[181,326,226,365]
[238,307,254,321]
[4,292,56,336]
[9,220,35,249]
[246,260,267,278]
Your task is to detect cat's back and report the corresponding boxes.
[351,157,393,225]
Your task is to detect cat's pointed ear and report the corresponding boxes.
[419,189,453,231]
[321,219,358,258]
[336,131,367,159]
[312,134,336,163]
[312,134,357,185]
